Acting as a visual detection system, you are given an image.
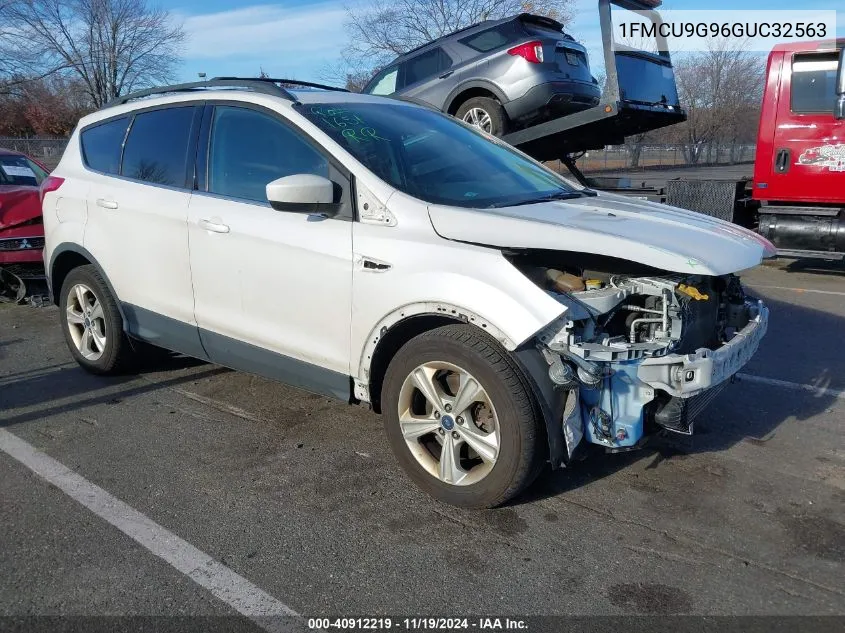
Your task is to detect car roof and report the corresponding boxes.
[382,12,579,65]
[0,148,26,158]
[392,16,512,61]
[77,87,418,128]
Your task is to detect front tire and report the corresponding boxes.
[382,324,544,508]
[59,265,136,375]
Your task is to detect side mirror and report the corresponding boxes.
[266,174,341,216]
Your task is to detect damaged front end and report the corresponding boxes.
[510,251,768,459]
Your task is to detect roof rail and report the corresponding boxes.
[212,77,349,92]
[103,78,296,108]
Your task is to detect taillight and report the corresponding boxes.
[508,40,544,63]
[39,175,64,204]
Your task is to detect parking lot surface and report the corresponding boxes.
[1,260,844,624]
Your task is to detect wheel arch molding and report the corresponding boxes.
[49,243,128,330]
[445,80,509,115]
[356,302,518,410]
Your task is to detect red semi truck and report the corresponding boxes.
[753,40,845,257]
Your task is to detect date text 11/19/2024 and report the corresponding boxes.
[307,618,529,630]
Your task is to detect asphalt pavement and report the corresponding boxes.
[1,260,844,627]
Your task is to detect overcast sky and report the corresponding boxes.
[162,0,845,83]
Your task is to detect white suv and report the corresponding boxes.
[42,78,773,508]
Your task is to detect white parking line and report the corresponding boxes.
[0,428,302,633]
[738,373,845,400]
[747,284,845,297]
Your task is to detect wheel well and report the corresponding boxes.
[447,88,499,115]
[368,314,461,414]
[50,251,91,304]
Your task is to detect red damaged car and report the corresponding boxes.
[0,148,49,272]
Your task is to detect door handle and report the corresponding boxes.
[96,198,118,210]
[199,218,230,233]
[774,148,791,173]
[438,71,454,79]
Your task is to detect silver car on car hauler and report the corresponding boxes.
[362,13,601,137]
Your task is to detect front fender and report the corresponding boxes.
[354,270,564,381]
[355,299,572,470]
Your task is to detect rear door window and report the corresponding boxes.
[400,48,452,87]
[121,106,197,187]
[791,53,838,113]
[80,117,129,175]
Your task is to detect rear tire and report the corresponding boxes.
[59,265,137,375]
[456,97,509,137]
[382,324,544,508]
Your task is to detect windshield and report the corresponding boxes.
[0,155,47,187]
[298,102,580,208]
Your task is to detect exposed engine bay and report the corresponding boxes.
[508,250,768,456]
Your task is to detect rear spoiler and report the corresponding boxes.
[517,13,565,33]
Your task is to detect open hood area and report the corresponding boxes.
[428,192,776,275]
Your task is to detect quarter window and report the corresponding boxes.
[122,107,196,186]
[791,53,838,114]
[208,106,329,203]
[459,26,515,53]
[80,117,129,174]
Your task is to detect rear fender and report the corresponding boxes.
[445,80,510,114]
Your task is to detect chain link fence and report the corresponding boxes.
[578,143,756,173]
[0,137,69,169]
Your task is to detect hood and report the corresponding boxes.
[0,185,42,231]
[428,192,776,276]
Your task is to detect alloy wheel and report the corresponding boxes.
[65,283,107,361]
[396,361,500,486]
[462,107,493,133]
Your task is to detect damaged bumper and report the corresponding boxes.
[637,300,768,398]
[542,297,769,456]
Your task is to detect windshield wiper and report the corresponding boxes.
[505,191,584,207]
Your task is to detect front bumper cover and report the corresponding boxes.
[637,300,768,398]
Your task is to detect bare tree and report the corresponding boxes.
[338,0,575,83]
[0,1,32,88]
[320,59,380,92]
[662,40,764,164]
[5,0,184,107]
